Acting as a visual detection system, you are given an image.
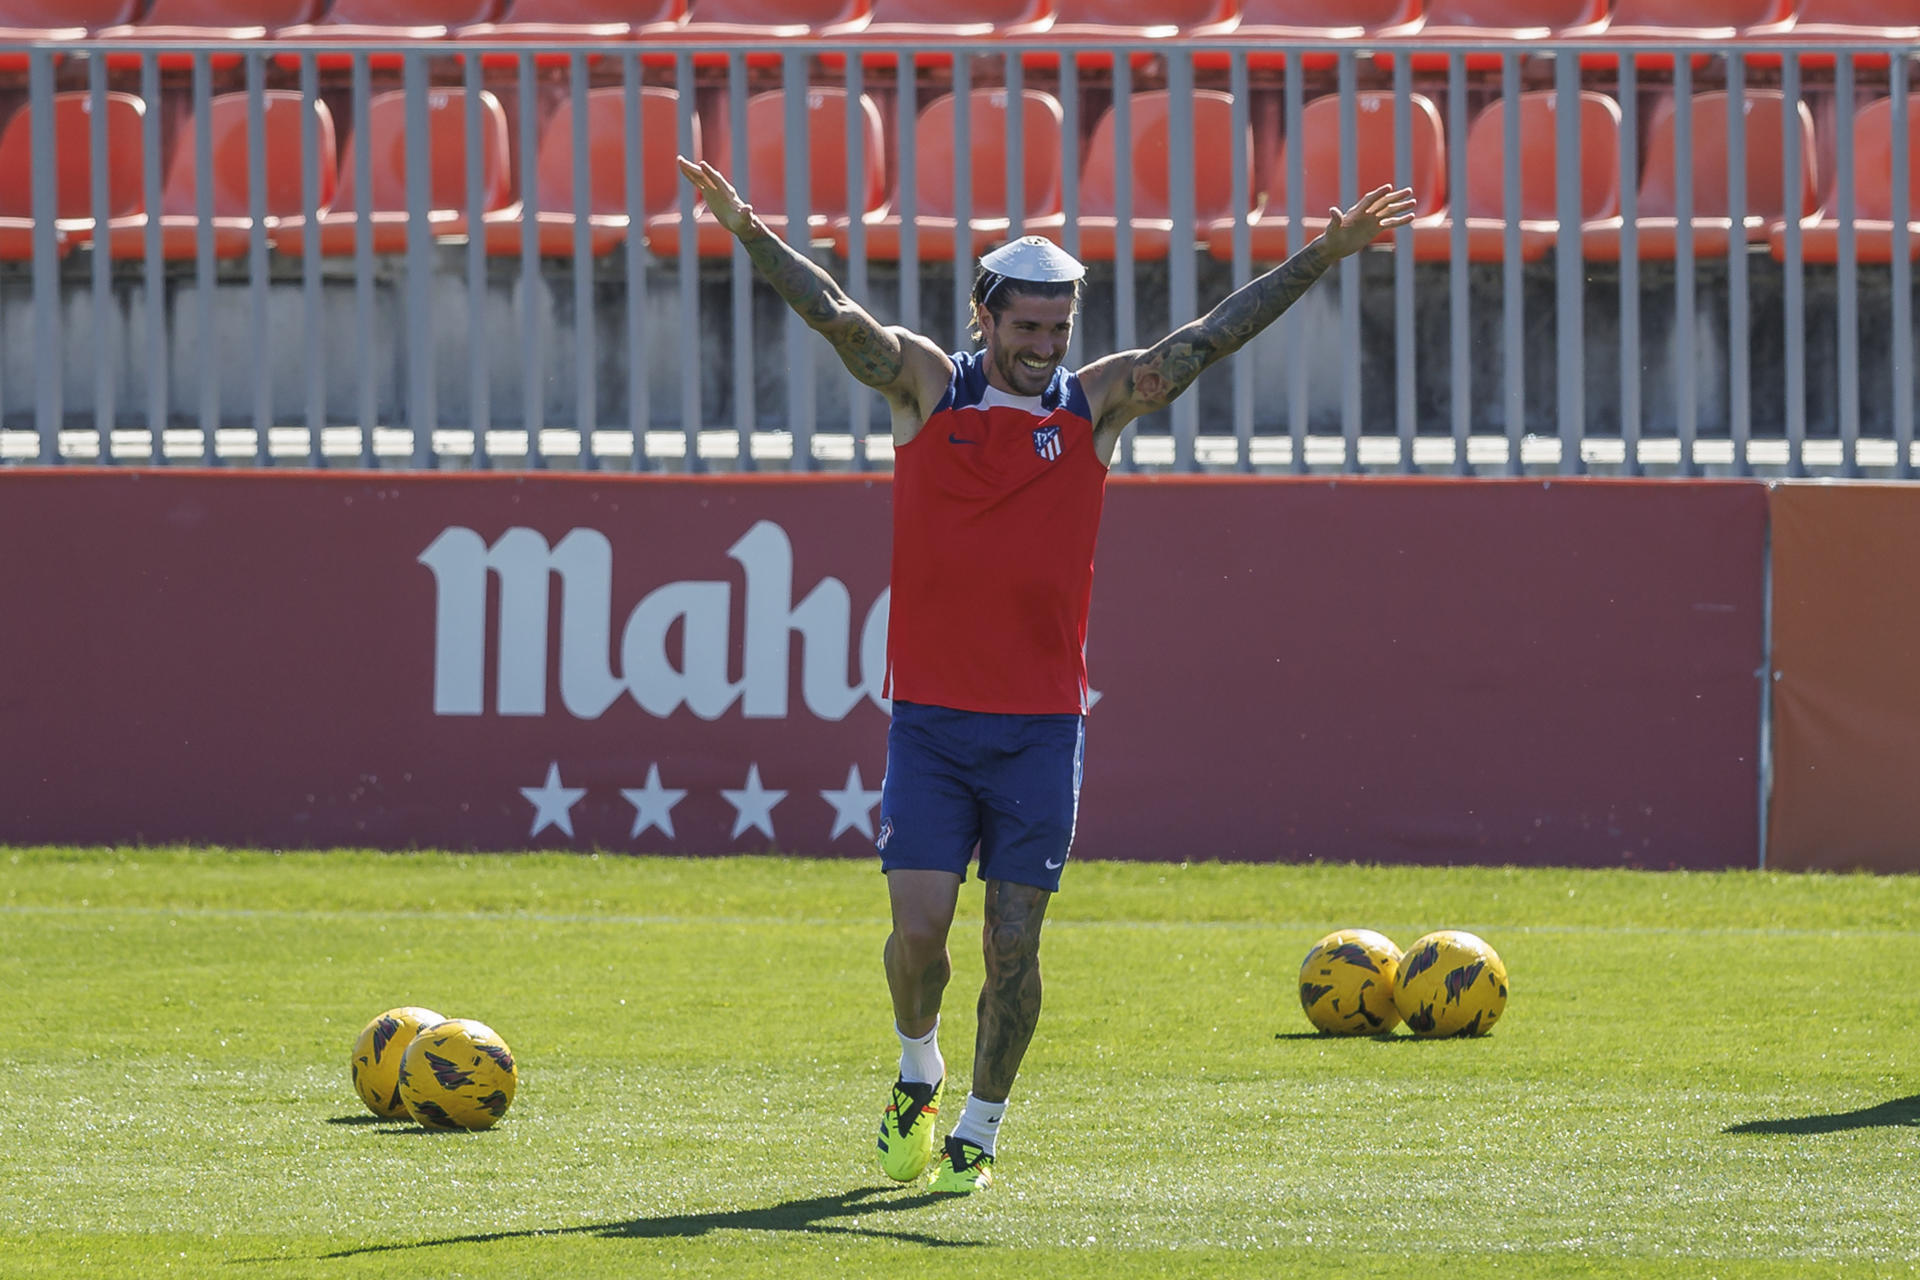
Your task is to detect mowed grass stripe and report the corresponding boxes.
[6,900,1919,941]
[1,849,1916,1279]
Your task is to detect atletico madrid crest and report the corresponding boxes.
[1032,425,1061,461]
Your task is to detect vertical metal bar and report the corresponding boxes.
[519,53,544,469]
[465,53,489,470]
[404,54,436,470]
[28,52,60,464]
[727,53,754,469]
[1555,51,1584,476]
[952,55,974,352]
[247,55,271,466]
[846,54,870,468]
[676,51,701,471]
[1230,50,1252,472]
[1004,52,1025,241]
[1392,51,1415,474]
[1836,54,1860,477]
[88,56,113,462]
[1782,53,1805,477]
[1673,58,1697,475]
[1338,52,1359,471]
[143,54,167,464]
[570,54,596,472]
[1619,53,1640,476]
[1286,50,1305,473]
[193,54,217,465]
[783,53,816,472]
[1167,53,1198,472]
[897,51,920,346]
[1059,53,1080,369]
[1501,52,1523,475]
[623,56,649,472]
[1113,56,1136,470]
[1726,54,1751,475]
[352,56,375,467]
[1894,56,1914,479]
[300,54,323,467]
[1447,52,1469,475]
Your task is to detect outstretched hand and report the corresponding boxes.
[676,154,754,236]
[1320,184,1420,258]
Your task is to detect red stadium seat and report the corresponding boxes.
[645,87,885,257]
[1408,90,1620,263]
[1079,89,1250,261]
[1206,90,1446,262]
[482,87,692,256]
[271,88,511,257]
[1021,0,1236,69]
[1193,1,1421,72]
[832,87,1065,261]
[1583,90,1817,260]
[1735,0,1920,69]
[0,91,145,259]
[1770,97,1920,263]
[815,0,1053,70]
[98,92,336,260]
[642,0,868,66]
[1382,0,1607,72]
[97,0,325,67]
[455,0,686,57]
[275,0,505,67]
[0,0,139,69]
[1580,0,1793,70]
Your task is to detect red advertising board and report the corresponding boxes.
[0,470,1766,868]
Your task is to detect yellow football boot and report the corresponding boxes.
[877,1077,943,1182]
[927,1135,993,1195]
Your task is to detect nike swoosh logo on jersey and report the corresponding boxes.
[948,433,978,445]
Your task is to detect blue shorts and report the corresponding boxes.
[876,700,1085,893]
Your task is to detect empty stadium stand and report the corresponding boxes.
[644,87,885,256]
[1771,96,1920,263]
[0,91,145,258]
[1078,89,1249,260]
[1583,90,1818,259]
[270,88,511,256]
[1207,90,1446,261]
[832,87,1065,260]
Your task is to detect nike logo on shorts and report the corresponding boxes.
[1045,857,1065,870]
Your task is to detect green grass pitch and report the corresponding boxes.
[2,847,1916,1279]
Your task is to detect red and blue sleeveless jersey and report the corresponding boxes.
[886,350,1109,715]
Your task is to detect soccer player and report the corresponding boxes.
[677,152,1415,1194]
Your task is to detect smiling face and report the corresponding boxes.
[977,291,1078,397]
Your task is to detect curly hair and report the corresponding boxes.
[968,270,1084,343]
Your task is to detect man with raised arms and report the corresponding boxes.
[677,152,1415,1194]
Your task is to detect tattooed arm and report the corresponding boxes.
[1081,184,1420,464]
[676,155,950,429]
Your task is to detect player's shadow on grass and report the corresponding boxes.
[322,1186,976,1255]
[1724,1094,1920,1136]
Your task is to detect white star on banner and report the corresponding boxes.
[520,761,586,839]
[620,763,687,841]
[820,763,884,840]
[721,763,786,843]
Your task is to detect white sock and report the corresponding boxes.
[896,1019,943,1085]
[950,1093,1006,1155]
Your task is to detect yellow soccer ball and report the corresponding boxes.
[351,1006,445,1119]
[1392,930,1508,1037]
[1298,929,1403,1035]
[399,1018,518,1131]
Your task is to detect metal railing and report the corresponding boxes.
[0,37,1913,476]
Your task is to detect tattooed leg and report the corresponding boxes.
[971,879,1052,1103]
[884,869,961,1038]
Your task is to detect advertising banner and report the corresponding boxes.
[0,471,1766,868]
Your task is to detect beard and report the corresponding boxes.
[996,348,1057,394]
